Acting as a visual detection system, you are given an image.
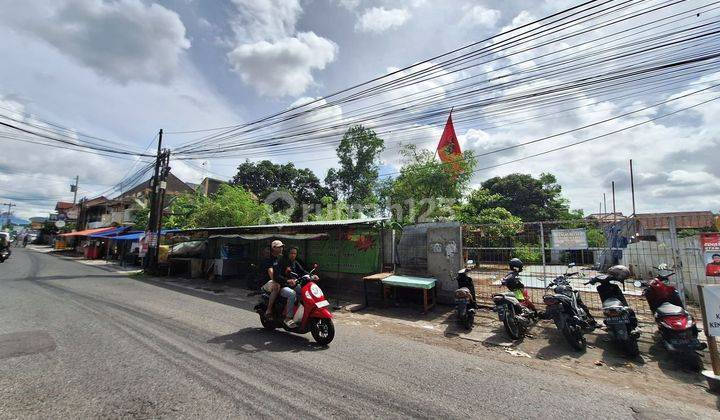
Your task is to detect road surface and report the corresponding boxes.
[0,248,716,419]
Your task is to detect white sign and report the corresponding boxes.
[54,220,66,228]
[702,285,720,337]
[550,228,588,250]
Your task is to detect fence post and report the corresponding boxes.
[669,216,687,307]
[539,222,547,285]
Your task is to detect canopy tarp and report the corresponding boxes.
[59,227,115,237]
[112,229,178,241]
[88,226,130,238]
[114,232,143,241]
[208,233,328,241]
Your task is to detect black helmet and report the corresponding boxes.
[509,258,523,272]
[607,265,630,280]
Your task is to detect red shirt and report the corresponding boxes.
[706,263,720,276]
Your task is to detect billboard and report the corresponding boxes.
[701,233,720,277]
[307,229,379,274]
[550,228,588,250]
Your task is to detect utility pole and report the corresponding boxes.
[603,193,607,215]
[2,202,16,229]
[150,149,171,270]
[145,129,164,271]
[611,181,617,223]
[629,159,636,216]
[71,176,79,204]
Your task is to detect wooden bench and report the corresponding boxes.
[381,275,437,313]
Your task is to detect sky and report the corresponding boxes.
[0,0,719,219]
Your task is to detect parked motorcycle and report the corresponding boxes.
[584,265,640,356]
[634,264,706,368]
[493,258,538,340]
[543,263,596,351]
[0,248,10,263]
[254,265,335,345]
[455,260,477,330]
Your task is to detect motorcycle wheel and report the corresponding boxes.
[259,313,275,330]
[624,338,640,357]
[503,314,522,340]
[464,312,475,330]
[311,318,335,345]
[563,326,586,351]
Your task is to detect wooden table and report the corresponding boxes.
[362,272,394,307]
[381,275,437,313]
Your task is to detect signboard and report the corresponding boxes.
[145,231,158,247]
[54,220,66,228]
[550,228,588,250]
[66,209,79,220]
[701,233,720,277]
[700,285,720,337]
[306,229,379,274]
[139,235,148,257]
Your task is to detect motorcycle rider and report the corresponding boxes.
[261,240,287,321]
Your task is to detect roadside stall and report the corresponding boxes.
[56,227,116,255]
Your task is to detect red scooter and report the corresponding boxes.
[634,265,706,368]
[254,266,335,345]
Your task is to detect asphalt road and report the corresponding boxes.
[0,248,716,419]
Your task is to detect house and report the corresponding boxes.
[78,172,195,229]
[28,216,47,230]
[55,201,78,221]
[198,177,227,197]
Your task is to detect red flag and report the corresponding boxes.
[436,112,463,173]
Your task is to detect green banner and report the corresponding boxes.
[307,229,379,274]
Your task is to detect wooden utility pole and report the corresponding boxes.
[611,181,617,223]
[629,159,636,216]
[145,129,164,271]
[71,175,79,205]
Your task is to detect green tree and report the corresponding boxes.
[324,125,385,205]
[480,173,579,221]
[379,144,476,224]
[231,160,331,220]
[188,184,275,228]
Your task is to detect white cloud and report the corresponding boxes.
[0,0,190,85]
[355,7,411,33]
[228,33,337,97]
[227,0,338,97]
[461,5,501,28]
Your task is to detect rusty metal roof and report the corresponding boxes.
[634,211,715,229]
[178,217,389,233]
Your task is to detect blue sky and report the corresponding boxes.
[1,0,719,218]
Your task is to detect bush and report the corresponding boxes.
[513,243,543,264]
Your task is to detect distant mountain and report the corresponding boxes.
[0,214,30,226]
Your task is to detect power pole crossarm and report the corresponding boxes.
[2,202,16,229]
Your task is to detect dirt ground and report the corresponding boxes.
[336,304,719,412]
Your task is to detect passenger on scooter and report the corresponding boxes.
[281,247,318,327]
[261,240,287,320]
[504,258,537,313]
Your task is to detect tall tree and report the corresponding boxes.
[231,160,331,220]
[480,173,579,221]
[324,125,385,205]
[379,144,475,224]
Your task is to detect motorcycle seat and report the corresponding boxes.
[656,302,684,316]
[602,298,624,309]
[493,293,520,305]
